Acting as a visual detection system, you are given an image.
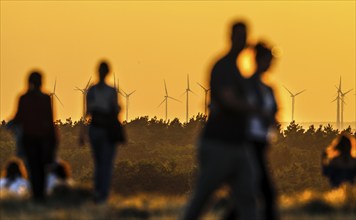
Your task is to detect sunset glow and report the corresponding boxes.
[1,1,355,124]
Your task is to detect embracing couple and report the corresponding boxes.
[183,21,279,220]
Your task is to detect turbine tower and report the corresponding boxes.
[197,82,210,115]
[75,76,91,120]
[121,89,136,122]
[182,75,195,123]
[283,86,306,122]
[335,77,353,129]
[158,80,180,121]
[49,79,64,110]
[331,91,341,129]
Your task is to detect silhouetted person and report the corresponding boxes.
[85,60,125,204]
[226,42,279,220]
[322,133,356,187]
[12,71,57,201]
[0,157,30,197]
[183,22,260,220]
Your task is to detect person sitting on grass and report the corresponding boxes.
[0,157,30,198]
[46,159,74,195]
[322,132,356,188]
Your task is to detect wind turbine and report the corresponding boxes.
[120,88,136,122]
[49,79,64,110]
[197,82,210,115]
[75,76,91,120]
[114,72,135,122]
[283,86,306,122]
[181,75,195,123]
[335,77,353,129]
[158,80,180,121]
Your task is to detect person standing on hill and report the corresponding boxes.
[13,71,57,201]
[85,60,125,204]
[183,22,260,220]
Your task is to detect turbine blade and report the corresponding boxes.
[331,97,338,103]
[128,90,136,96]
[157,99,166,107]
[164,80,168,96]
[168,96,181,102]
[339,76,341,90]
[53,79,57,93]
[197,82,206,90]
[187,74,190,89]
[343,89,353,96]
[54,94,64,107]
[120,88,128,96]
[283,86,293,96]
[180,91,187,97]
[294,89,306,96]
[85,76,92,90]
[189,90,197,96]
[74,87,84,93]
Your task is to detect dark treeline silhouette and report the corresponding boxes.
[1,117,355,195]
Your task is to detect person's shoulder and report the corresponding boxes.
[103,84,116,94]
[87,84,98,93]
[213,55,229,69]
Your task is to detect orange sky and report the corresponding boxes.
[1,1,355,126]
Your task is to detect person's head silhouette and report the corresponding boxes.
[254,42,274,75]
[98,61,110,82]
[1,158,28,181]
[28,71,42,91]
[335,134,352,157]
[230,22,247,55]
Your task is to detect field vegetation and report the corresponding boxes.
[0,115,355,219]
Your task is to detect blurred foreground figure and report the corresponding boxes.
[12,71,57,201]
[322,133,356,187]
[0,158,30,198]
[183,22,260,220]
[85,60,125,204]
[226,43,279,220]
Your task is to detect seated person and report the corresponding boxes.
[46,159,74,195]
[0,157,30,197]
[322,133,356,187]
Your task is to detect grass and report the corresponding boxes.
[1,185,356,220]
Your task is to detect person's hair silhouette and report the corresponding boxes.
[230,22,247,54]
[1,158,28,180]
[28,72,42,90]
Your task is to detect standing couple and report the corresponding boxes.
[183,21,279,220]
